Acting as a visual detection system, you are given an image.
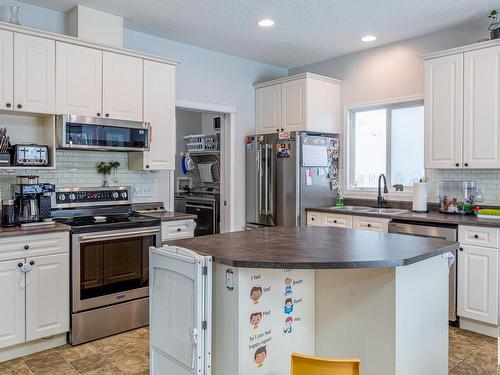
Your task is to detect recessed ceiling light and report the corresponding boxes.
[361,35,377,42]
[258,18,275,28]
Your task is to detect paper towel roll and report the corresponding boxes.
[412,182,428,212]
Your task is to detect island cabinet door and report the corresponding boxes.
[457,245,498,325]
[26,253,69,341]
[0,259,25,349]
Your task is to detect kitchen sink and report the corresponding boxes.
[365,208,409,215]
[328,206,373,212]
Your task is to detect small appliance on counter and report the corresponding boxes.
[12,144,49,166]
[439,180,476,215]
[11,175,55,226]
[1,199,15,227]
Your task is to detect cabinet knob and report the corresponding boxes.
[24,245,29,250]
[97,112,101,117]
[105,113,110,117]
[474,234,479,239]
[29,260,34,266]
[177,228,182,232]
[367,223,371,227]
[6,103,11,108]
[276,129,279,132]
[145,164,150,169]
[311,217,315,221]
[281,128,284,131]
[17,104,22,109]
[333,220,337,223]
[18,262,22,268]
[464,163,469,167]
[455,163,460,167]
[459,247,463,251]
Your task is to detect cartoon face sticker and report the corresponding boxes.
[250,312,262,330]
[254,346,267,367]
[283,316,293,334]
[284,298,294,314]
[250,286,263,304]
[284,277,293,293]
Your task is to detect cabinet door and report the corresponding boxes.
[14,33,55,114]
[255,84,282,134]
[56,42,102,117]
[143,60,176,170]
[0,30,13,111]
[103,52,143,121]
[26,253,69,341]
[457,245,498,324]
[0,259,25,349]
[424,54,463,169]
[282,78,306,132]
[463,46,500,168]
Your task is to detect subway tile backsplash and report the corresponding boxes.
[0,150,162,203]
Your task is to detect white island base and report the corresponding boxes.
[213,255,449,375]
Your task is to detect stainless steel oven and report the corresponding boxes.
[72,226,160,313]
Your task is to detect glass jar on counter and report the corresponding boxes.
[1,199,16,227]
[439,180,476,215]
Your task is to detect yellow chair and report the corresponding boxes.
[290,352,360,375]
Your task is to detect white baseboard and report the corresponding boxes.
[0,333,67,363]
[459,317,499,338]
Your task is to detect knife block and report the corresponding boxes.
[0,153,11,167]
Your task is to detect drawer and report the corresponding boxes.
[352,216,389,233]
[459,226,499,249]
[0,231,69,262]
[323,213,352,229]
[306,212,323,226]
[162,219,195,241]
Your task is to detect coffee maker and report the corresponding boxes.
[11,176,55,225]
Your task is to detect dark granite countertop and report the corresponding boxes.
[0,222,71,238]
[139,211,197,222]
[306,206,500,228]
[168,226,458,269]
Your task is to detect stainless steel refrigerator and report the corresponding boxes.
[246,131,339,227]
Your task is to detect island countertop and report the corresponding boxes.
[168,226,458,269]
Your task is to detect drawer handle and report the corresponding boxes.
[333,220,337,223]
[311,217,315,221]
[367,224,371,227]
[29,260,34,266]
[24,245,29,250]
[459,247,463,251]
[177,228,182,232]
[473,234,479,239]
[17,104,22,109]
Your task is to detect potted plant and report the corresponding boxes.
[97,161,120,186]
[489,10,500,40]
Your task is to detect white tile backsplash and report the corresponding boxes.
[0,150,162,203]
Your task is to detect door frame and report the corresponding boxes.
[175,99,236,233]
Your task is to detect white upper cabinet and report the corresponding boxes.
[0,29,13,112]
[255,73,341,135]
[103,52,143,121]
[424,54,463,169]
[256,84,282,134]
[424,42,500,169]
[56,42,102,117]
[282,78,306,132]
[26,253,69,341]
[0,259,25,349]
[463,45,500,168]
[14,33,55,114]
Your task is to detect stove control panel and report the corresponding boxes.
[53,187,130,206]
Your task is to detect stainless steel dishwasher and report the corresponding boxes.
[388,220,458,324]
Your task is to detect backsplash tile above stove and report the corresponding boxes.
[0,150,161,203]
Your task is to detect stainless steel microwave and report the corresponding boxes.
[56,114,150,152]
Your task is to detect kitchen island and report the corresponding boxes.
[151,226,458,375]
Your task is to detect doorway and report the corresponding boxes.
[174,100,235,234]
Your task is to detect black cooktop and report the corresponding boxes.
[57,213,160,234]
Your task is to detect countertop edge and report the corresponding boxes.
[0,223,71,238]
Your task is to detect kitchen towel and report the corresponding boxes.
[412,181,428,212]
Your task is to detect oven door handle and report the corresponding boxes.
[186,204,214,210]
[77,228,160,242]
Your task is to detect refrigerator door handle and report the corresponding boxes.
[264,146,269,214]
[266,144,274,215]
[258,146,264,215]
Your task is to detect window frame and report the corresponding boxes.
[344,97,424,197]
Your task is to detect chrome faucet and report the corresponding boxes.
[377,173,389,207]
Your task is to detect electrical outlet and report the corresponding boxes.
[133,184,153,197]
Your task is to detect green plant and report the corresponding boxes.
[489,10,499,30]
[96,161,120,175]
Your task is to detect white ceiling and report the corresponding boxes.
[19,0,500,68]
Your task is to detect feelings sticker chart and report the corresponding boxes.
[238,268,315,375]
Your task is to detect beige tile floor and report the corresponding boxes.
[0,326,497,374]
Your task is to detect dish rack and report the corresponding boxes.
[184,134,219,153]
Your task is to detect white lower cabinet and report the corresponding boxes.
[0,259,25,349]
[26,253,69,341]
[457,244,499,325]
[305,211,388,233]
[0,232,69,350]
